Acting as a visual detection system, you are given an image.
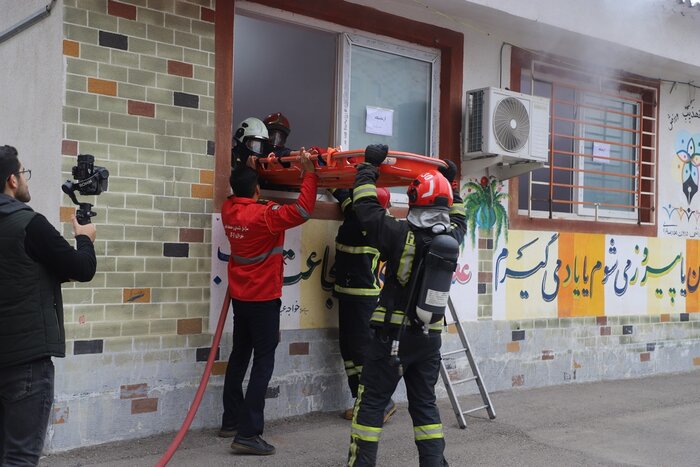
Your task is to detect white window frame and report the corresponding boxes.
[337,33,440,157]
[575,91,640,220]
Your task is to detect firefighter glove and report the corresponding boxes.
[364,144,388,166]
[439,159,458,183]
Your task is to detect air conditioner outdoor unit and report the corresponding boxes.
[463,87,550,180]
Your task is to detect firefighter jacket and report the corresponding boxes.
[352,163,466,333]
[222,172,318,301]
[331,188,383,301]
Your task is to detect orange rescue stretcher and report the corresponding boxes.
[256,148,447,189]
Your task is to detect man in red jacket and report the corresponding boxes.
[220,150,318,456]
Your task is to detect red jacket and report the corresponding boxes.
[222,173,318,301]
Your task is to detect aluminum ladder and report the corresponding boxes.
[439,297,496,428]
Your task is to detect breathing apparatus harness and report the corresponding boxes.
[388,225,460,376]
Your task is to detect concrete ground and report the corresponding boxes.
[40,370,700,466]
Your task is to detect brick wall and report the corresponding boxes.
[52,0,219,449]
[61,0,214,354]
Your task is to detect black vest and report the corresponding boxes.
[0,209,65,368]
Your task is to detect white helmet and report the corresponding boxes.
[234,117,269,155]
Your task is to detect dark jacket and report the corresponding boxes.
[352,164,466,333]
[331,188,383,300]
[0,194,96,368]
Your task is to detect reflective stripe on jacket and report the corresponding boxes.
[332,188,383,300]
[222,172,318,301]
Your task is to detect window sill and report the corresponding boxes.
[509,213,657,237]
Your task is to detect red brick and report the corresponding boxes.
[600,326,611,336]
[131,398,158,414]
[478,238,489,249]
[63,39,79,57]
[693,357,700,366]
[212,361,228,375]
[192,184,213,199]
[289,342,309,355]
[660,314,670,323]
[596,316,607,326]
[199,169,214,184]
[179,228,204,243]
[542,350,554,360]
[512,374,525,387]
[123,288,151,303]
[120,383,148,399]
[108,0,136,20]
[506,342,520,352]
[640,352,651,362]
[201,6,215,23]
[88,77,117,96]
[177,318,202,335]
[62,140,78,155]
[128,100,155,118]
[167,60,193,78]
[478,272,492,283]
[60,207,75,223]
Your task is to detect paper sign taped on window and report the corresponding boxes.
[592,142,611,164]
[366,106,393,136]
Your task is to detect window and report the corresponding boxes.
[339,34,440,157]
[511,49,658,232]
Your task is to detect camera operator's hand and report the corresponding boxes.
[364,144,388,167]
[72,216,96,243]
[299,148,316,175]
[438,159,458,184]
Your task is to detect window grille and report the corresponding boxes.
[514,55,657,226]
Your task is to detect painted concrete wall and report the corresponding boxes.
[0,0,64,224]
[4,0,700,453]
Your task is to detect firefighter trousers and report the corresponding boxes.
[338,297,376,398]
[348,328,448,467]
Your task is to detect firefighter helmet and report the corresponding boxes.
[263,112,291,136]
[233,117,269,155]
[407,170,453,208]
[263,112,291,149]
[376,187,391,209]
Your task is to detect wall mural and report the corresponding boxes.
[463,176,508,246]
[210,215,478,332]
[662,94,700,238]
[494,230,700,321]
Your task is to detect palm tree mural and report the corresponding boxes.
[462,176,509,247]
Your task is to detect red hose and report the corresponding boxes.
[155,289,231,466]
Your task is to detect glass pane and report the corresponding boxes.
[348,45,431,154]
[579,93,637,213]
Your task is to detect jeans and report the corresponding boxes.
[0,358,54,467]
[222,299,281,437]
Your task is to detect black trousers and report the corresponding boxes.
[0,357,54,467]
[338,297,376,398]
[348,329,448,467]
[222,298,281,437]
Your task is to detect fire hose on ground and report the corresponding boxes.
[155,289,230,467]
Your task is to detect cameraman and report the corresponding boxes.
[0,145,97,466]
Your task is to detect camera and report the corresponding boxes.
[62,154,110,225]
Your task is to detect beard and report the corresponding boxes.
[16,185,31,203]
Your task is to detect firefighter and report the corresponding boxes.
[231,117,269,168]
[263,112,292,158]
[347,145,464,467]
[330,186,397,422]
[220,150,318,456]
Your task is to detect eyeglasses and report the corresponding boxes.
[16,169,31,180]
